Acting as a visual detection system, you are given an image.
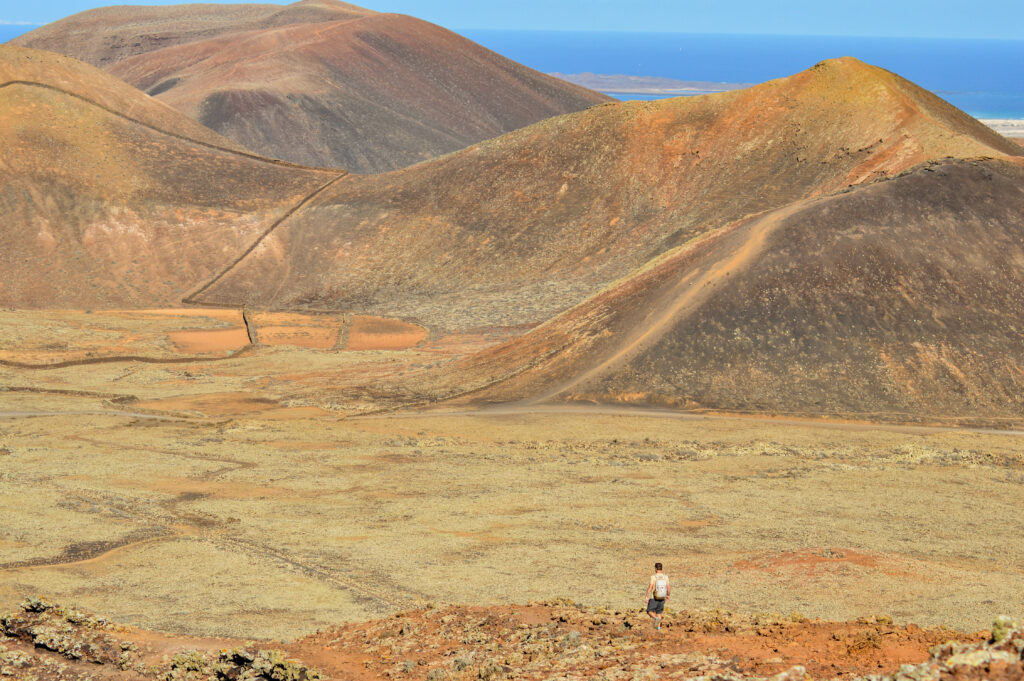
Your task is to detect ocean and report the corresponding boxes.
[4,24,1022,118]
[460,30,1024,119]
[0,26,34,43]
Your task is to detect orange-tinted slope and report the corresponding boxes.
[0,46,337,309]
[104,12,611,172]
[443,158,1024,424]
[10,0,374,67]
[190,58,1021,331]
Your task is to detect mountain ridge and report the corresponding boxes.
[188,57,1021,331]
[0,45,334,309]
[10,0,376,66]
[14,1,612,172]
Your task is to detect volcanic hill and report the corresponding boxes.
[14,0,611,172]
[8,0,375,67]
[0,45,335,309]
[431,157,1024,425]
[187,58,1021,333]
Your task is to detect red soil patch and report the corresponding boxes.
[259,325,339,349]
[291,603,980,681]
[251,312,343,349]
[129,309,243,321]
[346,316,427,351]
[167,327,250,353]
[0,600,1000,681]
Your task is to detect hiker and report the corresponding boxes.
[644,562,670,629]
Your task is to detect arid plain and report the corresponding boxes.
[2,309,1024,642]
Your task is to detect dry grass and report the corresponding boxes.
[1,310,1023,640]
[3,408,1023,639]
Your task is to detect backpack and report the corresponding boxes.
[653,574,668,600]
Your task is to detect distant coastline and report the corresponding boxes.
[549,72,750,95]
[468,30,1024,121]
[6,23,1023,137]
[551,72,1024,138]
[980,119,1024,137]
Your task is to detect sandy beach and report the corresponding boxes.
[979,119,1024,137]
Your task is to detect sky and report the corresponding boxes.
[2,0,1024,39]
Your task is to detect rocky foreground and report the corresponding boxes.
[1,598,1022,681]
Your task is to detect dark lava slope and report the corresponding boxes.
[189,58,1021,332]
[446,158,1024,425]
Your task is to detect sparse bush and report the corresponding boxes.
[160,649,213,681]
[992,615,1019,643]
[560,630,581,649]
[477,663,506,681]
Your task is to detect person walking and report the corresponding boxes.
[644,562,671,629]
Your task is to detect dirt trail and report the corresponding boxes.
[531,199,810,404]
[0,535,179,572]
[182,172,351,305]
[0,345,255,369]
[0,410,221,422]
[359,403,1024,437]
[4,403,1024,436]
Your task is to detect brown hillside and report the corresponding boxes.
[0,46,337,309]
[9,0,375,67]
[440,158,1024,425]
[104,12,611,172]
[0,44,246,151]
[189,58,1021,330]
[15,1,610,173]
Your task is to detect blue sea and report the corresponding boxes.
[4,24,1022,118]
[460,31,1024,119]
[0,26,35,43]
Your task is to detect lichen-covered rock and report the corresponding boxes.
[879,620,1024,681]
[1,598,119,665]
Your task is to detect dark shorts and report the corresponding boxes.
[646,598,665,614]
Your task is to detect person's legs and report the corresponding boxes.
[646,600,664,628]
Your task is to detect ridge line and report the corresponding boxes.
[0,80,342,173]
